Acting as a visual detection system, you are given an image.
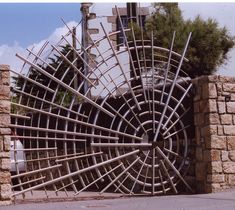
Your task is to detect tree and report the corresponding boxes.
[140,3,235,78]
[12,44,84,111]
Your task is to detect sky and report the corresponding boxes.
[0,3,81,47]
[1,2,235,76]
[0,3,81,71]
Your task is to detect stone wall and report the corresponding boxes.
[0,65,12,205]
[193,75,235,193]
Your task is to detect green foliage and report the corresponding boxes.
[139,3,235,78]
[12,44,83,109]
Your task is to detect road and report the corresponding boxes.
[1,189,235,210]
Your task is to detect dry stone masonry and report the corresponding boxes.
[193,75,235,193]
[0,65,11,205]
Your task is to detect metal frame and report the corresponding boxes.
[10,6,193,198]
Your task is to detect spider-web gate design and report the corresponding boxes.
[10,7,194,198]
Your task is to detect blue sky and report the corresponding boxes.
[0,3,81,47]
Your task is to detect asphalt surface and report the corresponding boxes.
[1,189,235,210]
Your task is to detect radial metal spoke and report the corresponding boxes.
[153,33,192,143]
[160,160,177,194]
[13,150,139,196]
[100,157,140,194]
[11,101,142,141]
[100,22,141,111]
[160,31,176,104]
[15,53,115,118]
[156,146,193,192]
[162,83,192,130]
[91,143,151,148]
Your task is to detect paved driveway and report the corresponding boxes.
[1,189,235,210]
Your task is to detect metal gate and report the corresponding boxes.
[10,7,193,198]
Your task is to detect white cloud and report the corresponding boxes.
[0,21,81,73]
[0,42,26,72]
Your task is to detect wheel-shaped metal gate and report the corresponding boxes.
[10,7,194,198]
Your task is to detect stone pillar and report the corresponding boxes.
[193,75,235,193]
[0,65,12,205]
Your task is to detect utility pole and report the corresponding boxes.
[80,3,92,97]
[72,27,79,93]
[127,3,141,89]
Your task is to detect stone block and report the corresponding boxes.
[208,83,217,98]
[205,113,220,125]
[199,100,208,113]
[205,184,213,193]
[220,114,232,125]
[0,200,12,206]
[0,140,2,152]
[231,93,235,101]
[0,172,11,184]
[196,147,203,161]
[0,158,10,170]
[3,136,10,151]
[211,150,221,161]
[227,102,235,113]
[0,100,10,113]
[228,174,235,185]
[221,151,229,161]
[0,184,11,200]
[202,125,217,137]
[218,102,226,114]
[210,183,221,192]
[0,152,9,158]
[203,150,220,161]
[0,86,10,99]
[0,65,9,71]
[217,83,223,95]
[224,125,235,135]
[194,101,200,112]
[218,96,225,101]
[229,150,235,161]
[217,125,224,135]
[206,135,226,150]
[194,113,204,126]
[212,161,223,173]
[207,75,219,82]
[199,100,217,113]
[223,162,235,173]
[202,84,209,99]
[0,114,10,127]
[219,75,235,83]
[201,83,217,99]
[207,174,225,183]
[193,84,201,101]
[195,127,201,143]
[0,128,11,135]
[195,163,206,181]
[208,99,217,113]
[203,150,210,161]
[196,181,206,193]
[228,136,235,150]
[0,71,9,85]
[223,83,235,92]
